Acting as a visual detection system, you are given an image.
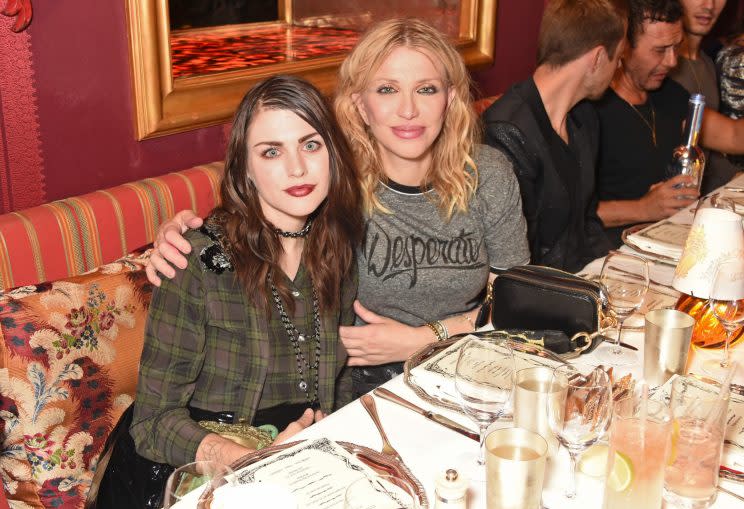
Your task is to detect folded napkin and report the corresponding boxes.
[625,221,690,261]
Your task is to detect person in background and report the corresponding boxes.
[594,0,744,247]
[668,0,740,192]
[482,0,625,272]
[717,24,744,169]
[145,19,530,397]
[99,75,363,508]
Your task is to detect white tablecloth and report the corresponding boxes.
[177,174,744,508]
[292,173,744,508]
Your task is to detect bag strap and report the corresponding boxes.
[474,278,494,328]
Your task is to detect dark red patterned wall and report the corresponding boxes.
[0,0,544,213]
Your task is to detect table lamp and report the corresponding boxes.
[672,207,744,349]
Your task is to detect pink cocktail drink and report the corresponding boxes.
[664,420,724,508]
[603,400,671,509]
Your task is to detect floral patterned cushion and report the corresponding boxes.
[0,250,152,508]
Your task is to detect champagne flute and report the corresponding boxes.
[703,258,744,378]
[547,363,613,499]
[598,251,650,365]
[163,460,235,509]
[454,337,514,480]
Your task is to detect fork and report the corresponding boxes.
[360,394,404,462]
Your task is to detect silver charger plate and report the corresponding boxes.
[197,440,429,508]
[621,223,681,266]
[403,331,567,413]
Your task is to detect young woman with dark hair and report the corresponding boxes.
[127,74,362,475]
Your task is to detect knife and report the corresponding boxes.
[688,372,744,397]
[373,388,479,442]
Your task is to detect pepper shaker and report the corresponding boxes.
[434,468,468,509]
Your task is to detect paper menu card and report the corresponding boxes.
[625,221,691,260]
[233,438,408,509]
[409,335,563,402]
[651,375,744,471]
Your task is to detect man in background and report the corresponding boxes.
[595,0,744,247]
[482,0,624,272]
[669,0,740,192]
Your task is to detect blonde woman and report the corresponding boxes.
[146,19,529,395]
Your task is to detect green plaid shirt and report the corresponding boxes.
[130,227,356,466]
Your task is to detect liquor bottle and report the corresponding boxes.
[667,93,706,190]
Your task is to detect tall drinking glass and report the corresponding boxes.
[597,252,650,365]
[664,375,729,509]
[547,363,613,499]
[454,337,514,480]
[703,258,744,378]
[603,397,671,509]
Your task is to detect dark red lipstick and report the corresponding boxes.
[285,184,315,197]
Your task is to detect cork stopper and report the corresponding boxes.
[445,469,459,482]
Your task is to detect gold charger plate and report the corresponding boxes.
[197,440,429,508]
[403,331,568,413]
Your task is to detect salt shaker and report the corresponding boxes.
[434,468,468,509]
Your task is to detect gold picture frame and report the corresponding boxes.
[125,0,497,140]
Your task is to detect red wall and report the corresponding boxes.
[473,0,544,97]
[29,1,226,203]
[0,0,544,212]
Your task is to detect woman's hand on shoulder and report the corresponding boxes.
[146,210,203,286]
[339,301,433,366]
[273,408,324,445]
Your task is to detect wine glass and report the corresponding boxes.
[547,363,613,499]
[163,460,235,509]
[597,251,650,365]
[454,337,514,481]
[344,474,421,509]
[692,193,736,215]
[703,258,744,378]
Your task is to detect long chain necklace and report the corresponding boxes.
[628,97,657,147]
[268,271,321,404]
[686,57,703,93]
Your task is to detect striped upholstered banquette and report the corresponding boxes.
[0,162,223,291]
[0,162,222,508]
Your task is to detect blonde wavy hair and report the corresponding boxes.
[334,18,480,219]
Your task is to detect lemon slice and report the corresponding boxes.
[578,444,610,478]
[607,451,634,492]
[668,420,680,466]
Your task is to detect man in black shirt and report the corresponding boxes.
[595,0,744,246]
[482,0,625,272]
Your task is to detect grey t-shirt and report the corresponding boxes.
[357,144,529,328]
